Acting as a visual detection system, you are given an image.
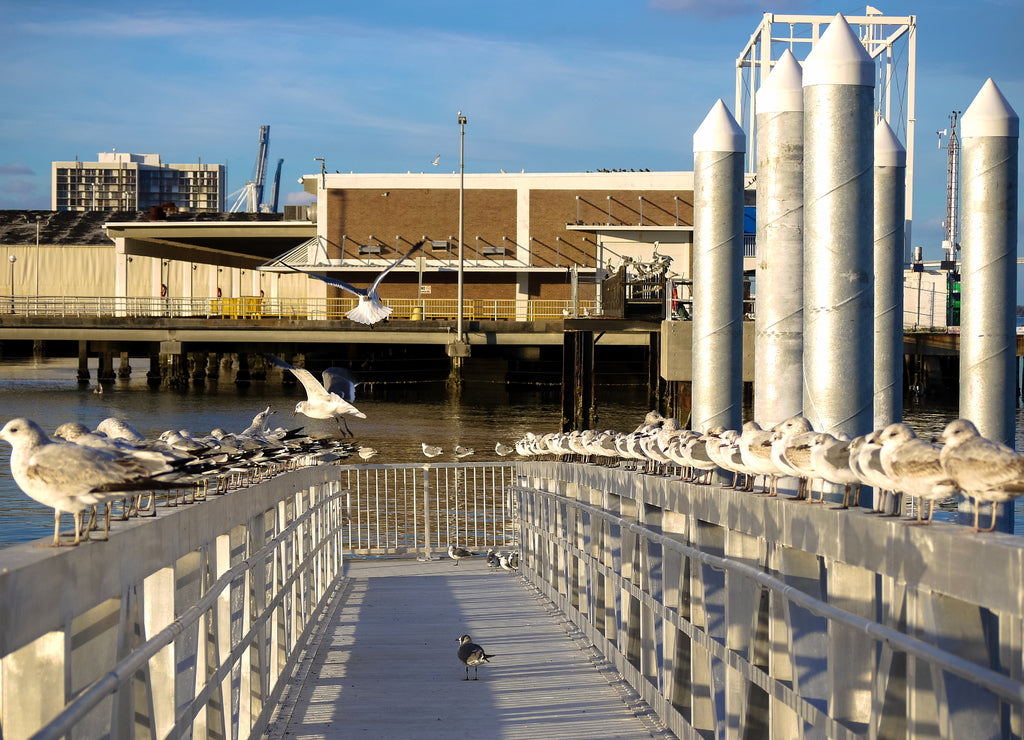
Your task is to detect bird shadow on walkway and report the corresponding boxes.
[266,556,669,739]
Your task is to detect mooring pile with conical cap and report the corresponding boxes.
[873,119,906,436]
[801,13,875,440]
[959,77,1019,531]
[691,98,745,435]
[754,49,804,429]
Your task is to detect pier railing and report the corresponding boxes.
[340,462,518,558]
[514,461,1024,739]
[0,461,517,740]
[0,466,345,740]
[2,295,597,322]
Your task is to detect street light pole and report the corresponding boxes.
[457,111,467,343]
[9,254,16,313]
[34,215,40,297]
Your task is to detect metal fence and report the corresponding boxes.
[514,461,1024,739]
[0,461,517,740]
[340,462,518,558]
[2,295,596,321]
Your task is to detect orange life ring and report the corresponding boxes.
[160,283,167,297]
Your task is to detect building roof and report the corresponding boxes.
[0,210,287,247]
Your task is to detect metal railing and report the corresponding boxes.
[1,295,597,322]
[0,461,517,740]
[514,461,1024,739]
[340,462,518,557]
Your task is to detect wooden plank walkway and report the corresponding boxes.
[264,557,672,739]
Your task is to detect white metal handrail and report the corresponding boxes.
[340,462,518,557]
[514,462,1024,738]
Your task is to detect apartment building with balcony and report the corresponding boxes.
[52,152,225,213]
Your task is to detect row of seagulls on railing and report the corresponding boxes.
[500,411,1024,532]
[0,407,357,547]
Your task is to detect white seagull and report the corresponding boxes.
[422,442,443,458]
[939,418,1024,532]
[0,418,181,546]
[264,354,366,435]
[448,543,472,565]
[285,239,426,325]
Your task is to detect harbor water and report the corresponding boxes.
[0,356,1021,548]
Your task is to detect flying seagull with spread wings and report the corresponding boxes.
[263,354,366,435]
[285,239,426,326]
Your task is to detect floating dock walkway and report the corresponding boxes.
[265,558,670,739]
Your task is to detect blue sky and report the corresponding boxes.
[0,0,1020,264]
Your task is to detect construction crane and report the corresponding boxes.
[229,125,278,213]
[937,111,962,325]
[267,158,284,213]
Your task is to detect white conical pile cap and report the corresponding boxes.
[693,99,745,153]
[756,50,803,113]
[874,119,906,167]
[962,78,1019,138]
[802,13,874,87]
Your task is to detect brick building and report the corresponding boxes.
[292,170,710,308]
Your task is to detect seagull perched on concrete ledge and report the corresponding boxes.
[284,239,426,325]
[448,543,472,565]
[457,635,494,680]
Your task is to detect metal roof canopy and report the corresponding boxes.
[105,221,315,269]
[736,9,916,255]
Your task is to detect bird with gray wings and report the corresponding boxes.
[284,239,426,325]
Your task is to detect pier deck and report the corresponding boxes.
[265,557,669,740]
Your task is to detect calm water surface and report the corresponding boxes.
[0,357,1019,548]
[0,356,652,548]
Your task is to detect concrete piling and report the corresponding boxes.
[801,14,875,439]
[754,49,804,428]
[691,99,745,433]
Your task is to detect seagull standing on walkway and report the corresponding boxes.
[448,543,472,564]
[264,354,366,435]
[284,239,426,325]
[457,635,493,680]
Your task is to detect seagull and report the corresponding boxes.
[500,551,519,572]
[494,442,513,457]
[878,423,956,525]
[448,543,472,565]
[808,432,861,507]
[358,446,378,461]
[263,354,366,435]
[284,239,426,325]
[432,155,441,166]
[454,445,475,458]
[0,418,183,546]
[486,548,500,569]
[422,442,443,458]
[457,635,493,680]
[96,417,147,446]
[322,366,360,403]
[939,419,1024,532]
